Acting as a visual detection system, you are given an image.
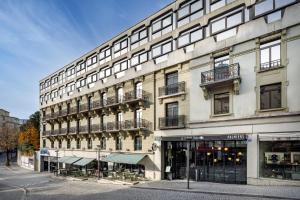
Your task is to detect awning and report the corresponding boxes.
[64,156,82,164]
[73,158,95,166]
[102,154,147,165]
[57,156,73,163]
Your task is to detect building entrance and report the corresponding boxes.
[164,139,247,184]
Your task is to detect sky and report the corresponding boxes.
[0,0,172,119]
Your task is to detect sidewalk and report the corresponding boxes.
[133,180,300,200]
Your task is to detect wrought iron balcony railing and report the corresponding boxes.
[69,107,78,115]
[60,109,68,117]
[106,121,123,131]
[159,82,185,97]
[90,124,106,133]
[200,63,240,86]
[79,125,89,133]
[68,127,77,134]
[122,119,151,130]
[159,115,185,129]
[260,59,281,71]
[60,128,67,135]
[124,89,149,102]
[79,104,89,113]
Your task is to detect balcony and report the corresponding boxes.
[69,107,78,116]
[68,127,77,134]
[124,90,149,107]
[159,82,186,97]
[60,109,68,117]
[79,104,89,113]
[106,121,122,132]
[60,128,67,135]
[200,63,240,99]
[260,59,281,71]
[90,124,106,133]
[122,119,152,131]
[43,130,52,136]
[79,125,89,134]
[159,115,185,129]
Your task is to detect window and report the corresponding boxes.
[152,39,173,58]
[99,67,112,79]
[76,139,81,149]
[134,136,142,151]
[152,12,173,39]
[211,10,243,35]
[165,72,179,95]
[66,82,75,93]
[260,40,281,71]
[87,73,97,85]
[178,26,203,47]
[177,0,203,27]
[259,141,300,181]
[254,0,296,17]
[43,139,46,148]
[100,137,106,150]
[67,139,71,149]
[102,92,107,106]
[99,47,111,64]
[117,88,123,103]
[210,0,236,12]
[113,60,128,74]
[86,55,97,67]
[214,93,230,114]
[114,38,128,53]
[135,82,143,98]
[131,51,148,66]
[66,67,75,77]
[260,83,281,110]
[214,55,229,68]
[58,71,65,83]
[87,138,93,149]
[116,136,122,150]
[58,86,65,97]
[76,78,86,89]
[166,102,179,126]
[51,141,54,149]
[135,108,143,127]
[131,28,148,44]
[58,140,62,148]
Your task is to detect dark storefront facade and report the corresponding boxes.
[163,135,247,184]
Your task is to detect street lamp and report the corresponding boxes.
[96,145,101,179]
[55,149,59,176]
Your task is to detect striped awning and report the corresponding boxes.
[73,158,95,166]
[102,154,147,165]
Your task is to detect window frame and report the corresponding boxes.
[260,83,282,110]
[259,39,281,71]
[86,54,97,67]
[113,59,128,74]
[151,12,173,34]
[134,136,142,151]
[213,92,230,115]
[131,27,148,44]
[254,0,297,18]
[210,9,244,35]
[114,38,128,53]
[177,26,203,48]
[131,51,148,67]
[99,66,112,79]
[99,47,111,61]
[177,0,204,21]
[151,39,173,59]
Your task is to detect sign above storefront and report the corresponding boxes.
[160,134,248,141]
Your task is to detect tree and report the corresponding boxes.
[0,123,19,166]
[20,111,40,132]
[18,124,39,156]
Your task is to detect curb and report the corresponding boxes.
[131,186,300,200]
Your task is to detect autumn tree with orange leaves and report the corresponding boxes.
[18,124,40,156]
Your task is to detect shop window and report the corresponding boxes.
[260,83,281,110]
[177,0,204,27]
[116,137,122,150]
[260,40,281,71]
[134,136,142,151]
[178,26,203,48]
[214,93,229,115]
[259,141,300,181]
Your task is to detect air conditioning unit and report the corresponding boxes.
[265,152,284,164]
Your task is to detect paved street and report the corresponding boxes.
[0,165,299,200]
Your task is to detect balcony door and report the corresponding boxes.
[166,102,178,127]
[135,82,143,98]
[166,72,178,95]
[135,108,142,128]
[214,55,229,81]
[117,88,123,103]
[117,112,123,129]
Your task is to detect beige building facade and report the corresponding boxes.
[40,0,300,184]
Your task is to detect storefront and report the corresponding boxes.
[259,135,300,181]
[163,134,247,184]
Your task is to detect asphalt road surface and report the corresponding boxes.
[0,165,291,200]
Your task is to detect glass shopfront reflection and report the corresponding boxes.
[164,140,247,184]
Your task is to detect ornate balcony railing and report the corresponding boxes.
[60,128,67,135]
[79,104,89,113]
[159,115,185,129]
[43,130,52,136]
[106,121,123,131]
[69,107,78,115]
[123,119,151,130]
[260,59,281,71]
[200,63,240,86]
[106,96,117,106]
[68,127,77,134]
[124,89,149,102]
[90,124,106,133]
[60,109,68,117]
[79,125,89,133]
[158,82,185,97]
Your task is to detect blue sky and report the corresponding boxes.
[0,0,172,119]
